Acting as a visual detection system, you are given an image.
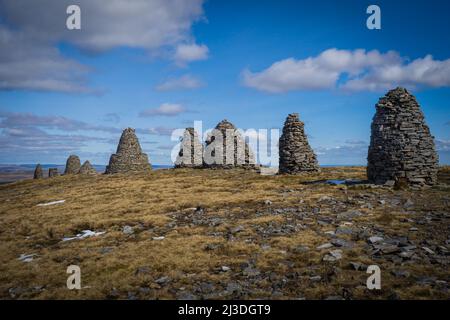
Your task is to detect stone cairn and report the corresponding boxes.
[203,119,256,169]
[175,127,203,168]
[279,113,319,174]
[79,160,97,175]
[48,168,59,178]
[64,155,81,175]
[367,87,438,189]
[105,128,151,174]
[33,164,43,179]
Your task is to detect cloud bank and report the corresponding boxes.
[243,48,450,93]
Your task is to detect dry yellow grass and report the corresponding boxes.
[0,167,449,299]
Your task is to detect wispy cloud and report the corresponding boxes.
[173,43,209,66]
[139,103,187,117]
[155,74,204,91]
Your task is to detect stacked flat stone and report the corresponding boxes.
[279,113,319,174]
[48,168,59,178]
[203,119,256,169]
[79,160,97,175]
[175,127,203,168]
[367,87,438,188]
[64,155,81,175]
[105,128,151,174]
[33,164,43,179]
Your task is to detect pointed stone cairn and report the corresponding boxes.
[203,119,256,169]
[279,113,319,174]
[367,87,438,189]
[79,160,97,175]
[33,164,43,179]
[48,168,59,178]
[105,128,151,174]
[175,128,203,168]
[64,155,81,175]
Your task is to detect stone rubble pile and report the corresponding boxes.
[48,168,59,178]
[367,87,438,189]
[279,113,319,174]
[105,128,151,174]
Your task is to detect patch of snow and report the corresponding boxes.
[37,200,65,207]
[152,236,165,241]
[18,253,37,263]
[62,230,106,242]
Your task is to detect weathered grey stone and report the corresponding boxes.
[203,119,256,169]
[105,128,151,174]
[64,155,81,175]
[367,87,438,189]
[175,128,203,168]
[48,168,59,178]
[79,160,97,175]
[33,164,43,179]
[279,113,319,174]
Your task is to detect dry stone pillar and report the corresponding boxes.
[48,168,59,178]
[79,160,97,175]
[105,128,151,174]
[367,87,438,188]
[279,113,319,174]
[33,164,43,179]
[175,128,203,168]
[203,119,256,169]
[64,155,81,174]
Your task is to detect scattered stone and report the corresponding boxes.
[279,113,319,174]
[264,200,272,206]
[64,155,81,175]
[331,238,354,248]
[323,249,343,262]
[152,236,165,241]
[316,243,333,250]
[33,164,43,179]
[175,127,203,168]
[62,230,105,241]
[79,160,97,175]
[221,266,231,272]
[122,225,134,235]
[422,247,435,255]
[403,199,414,209]
[368,236,384,244]
[309,276,321,282]
[367,87,439,189]
[203,119,256,169]
[48,168,59,178]
[391,270,410,278]
[105,128,151,174]
[155,276,170,285]
[337,210,362,221]
[349,262,366,271]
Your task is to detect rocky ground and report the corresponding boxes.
[0,166,449,299]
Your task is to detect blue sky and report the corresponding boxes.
[0,0,449,165]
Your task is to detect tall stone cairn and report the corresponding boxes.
[279,113,319,174]
[79,160,97,175]
[175,128,203,168]
[33,164,43,179]
[48,168,59,178]
[105,128,151,174]
[367,87,438,188]
[64,155,81,174]
[203,119,256,169]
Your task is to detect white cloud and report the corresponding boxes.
[0,0,206,92]
[243,48,450,93]
[139,103,186,117]
[155,74,204,91]
[174,43,209,66]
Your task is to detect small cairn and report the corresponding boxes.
[33,164,43,179]
[64,155,81,175]
[279,113,319,174]
[175,128,203,168]
[48,168,59,178]
[105,128,151,174]
[203,119,256,169]
[367,87,438,189]
[79,160,97,175]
